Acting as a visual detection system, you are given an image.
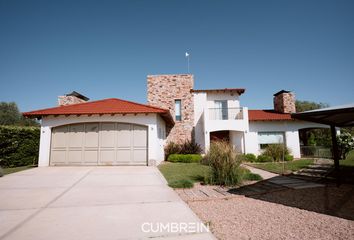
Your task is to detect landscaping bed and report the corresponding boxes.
[158,162,262,188]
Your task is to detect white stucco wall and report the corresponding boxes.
[38,113,165,167]
[193,91,246,151]
[193,93,207,150]
[245,121,329,158]
[206,92,241,108]
[156,115,167,161]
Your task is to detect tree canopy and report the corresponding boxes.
[0,102,39,127]
[295,100,329,113]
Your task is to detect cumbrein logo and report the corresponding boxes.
[141,222,210,233]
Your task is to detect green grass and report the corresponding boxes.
[2,165,35,175]
[242,170,263,181]
[341,150,354,167]
[158,162,263,188]
[248,159,314,174]
[158,162,210,188]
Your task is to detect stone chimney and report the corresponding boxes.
[58,91,89,106]
[273,90,296,113]
[147,74,194,143]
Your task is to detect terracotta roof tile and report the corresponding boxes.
[249,110,294,121]
[23,98,173,123]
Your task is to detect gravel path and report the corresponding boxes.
[187,196,354,240]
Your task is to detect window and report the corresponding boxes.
[175,100,182,121]
[214,100,228,120]
[258,132,285,149]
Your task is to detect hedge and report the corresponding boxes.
[0,125,40,167]
[256,154,273,162]
[243,153,257,162]
[167,154,202,163]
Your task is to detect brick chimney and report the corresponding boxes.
[273,90,296,113]
[58,91,89,106]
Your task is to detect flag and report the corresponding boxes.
[185,52,189,57]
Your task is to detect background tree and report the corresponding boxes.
[295,100,329,113]
[0,102,39,126]
[296,100,331,147]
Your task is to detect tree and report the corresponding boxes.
[0,102,39,127]
[295,100,329,113]
[337,132,354,159]
[296,100,330,147]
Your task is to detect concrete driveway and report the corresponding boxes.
[0,167,213,240]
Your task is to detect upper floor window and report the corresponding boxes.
[175,100,182,121]
[214,100,228,120]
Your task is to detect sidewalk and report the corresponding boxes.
[242,164,278,179]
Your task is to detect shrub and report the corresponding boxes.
[167,154,202,163]
[257,154,273,162]
[168,179,194,188]
[164,140,202,160]
[284,154,294,161]
[337,132,354,159]
[0,167,3,177]
[243,153,257,162]
[204,141,242,186]
[242,169,263,181]
[164,142,181,160]
[180,140,202,154]
[263,144,290,162]
[0,126,40,167]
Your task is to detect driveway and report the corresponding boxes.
[0,167,213,240]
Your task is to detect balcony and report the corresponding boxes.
[205,107,248,132]
[208,107,244,120]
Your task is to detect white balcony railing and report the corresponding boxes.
[208,107,244,120]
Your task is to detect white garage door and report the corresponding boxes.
[50,123,147,166]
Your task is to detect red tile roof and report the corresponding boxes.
[23,98,174,125]
[249,110,294,121]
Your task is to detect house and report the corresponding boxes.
[23,74,327,167]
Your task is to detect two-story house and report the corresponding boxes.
[24,74,327,167]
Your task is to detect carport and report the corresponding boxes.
[291,104,354,184]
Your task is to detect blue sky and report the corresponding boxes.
[0,0,353,112]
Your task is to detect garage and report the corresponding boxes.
[23,97,174,167]
[50,122,148,166]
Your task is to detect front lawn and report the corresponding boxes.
[341,150,354,167]
[158,162,210,188]
[248,159,314,174]
[1,165,35,175]
[158,162,263,188]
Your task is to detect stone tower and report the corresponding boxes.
[147,74,194,143]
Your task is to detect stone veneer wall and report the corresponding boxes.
[58,96,87,106]
[147,74,194,143]
[273,92,296,113]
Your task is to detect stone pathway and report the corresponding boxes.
[242,164,278,179]
[175,183,234,202]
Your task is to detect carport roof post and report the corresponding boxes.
[291,103,354,186]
